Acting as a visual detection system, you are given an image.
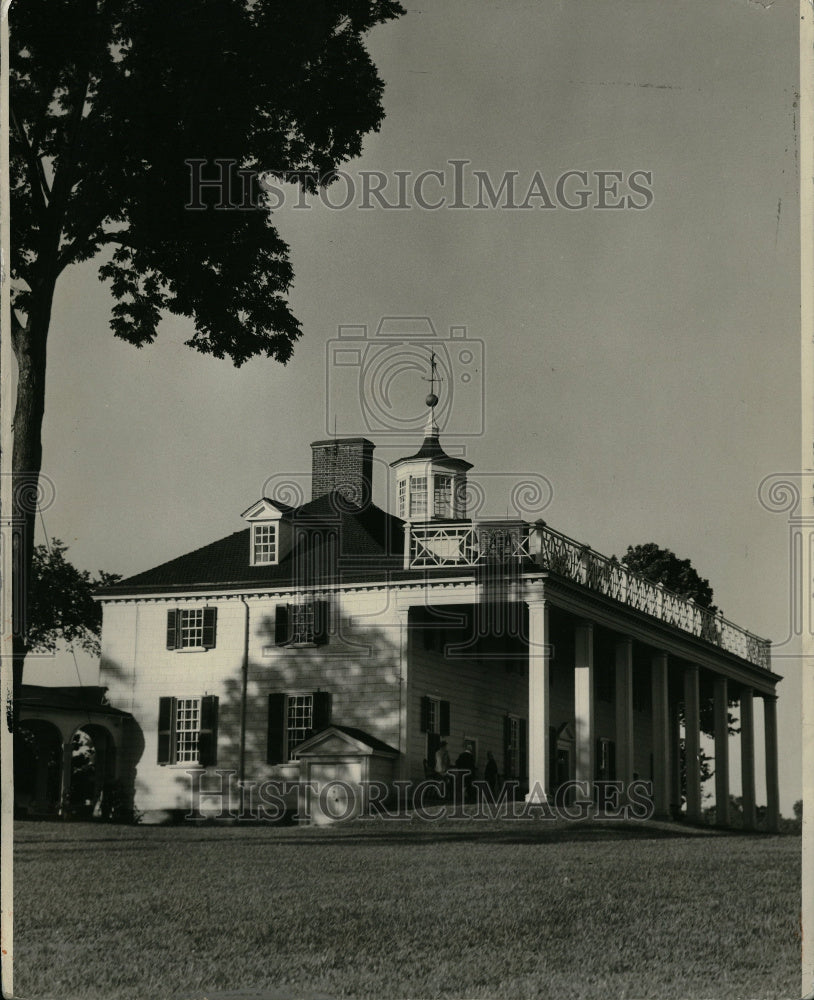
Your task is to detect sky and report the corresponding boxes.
[21,1,801,811]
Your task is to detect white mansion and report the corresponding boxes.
[21,396,781,826]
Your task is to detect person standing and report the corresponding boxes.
[484,750,499,796]
[435,740,452,799]
[435,740,451,776]
[455,744,476,802]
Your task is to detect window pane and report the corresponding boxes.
[409,476,427,517]
[434,475,452,517]
[287,694,314,759]
[179,609,204,648]
[291,603,315,644]
[175,698,200,763]
[253,524,277,564]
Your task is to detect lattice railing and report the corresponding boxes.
[405,519,772,670]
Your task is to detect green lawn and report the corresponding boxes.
[13,818,800,1000]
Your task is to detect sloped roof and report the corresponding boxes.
[331,724,400,755]
[389,432,473,470]
[294,724,399,757]
[98,492,405,596]
[18,685,132,717]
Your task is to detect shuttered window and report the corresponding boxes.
[266,690,333,764]
[274,601,329,646]
[419,696,450,735]
[166,608,217,650]
[157,694,218,766]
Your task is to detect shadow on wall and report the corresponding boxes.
[168,616,407,815]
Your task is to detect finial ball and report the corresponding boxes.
[426,392,438,408]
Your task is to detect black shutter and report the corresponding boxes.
[420,696,431,733]
[157,697,175,764]
[596,738,605,779]
[439,700,451,737]
[608,740,616,782]
[198,695,219,766]
[314,600,330,646]
[166,610,179,650]
[312,690,332,731]
[202,608,217,649]
[267,693,288,764]
[549,726,557,789]
[503,715,512,778]
[275,605,290,645]
[519,718,528,780]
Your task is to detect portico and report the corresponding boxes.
[398,517,781,829]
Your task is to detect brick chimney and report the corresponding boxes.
[311,438,375,507]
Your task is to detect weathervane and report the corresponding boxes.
[422,350,444,409]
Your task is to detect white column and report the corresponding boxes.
[615,638,634,789]
[683,664,701,823]
[526,599,550,801]
[713,676,730,827]
[740,687,756,830]
[763,694,780,834]
[651,652,670,818]
[574,622,594,787]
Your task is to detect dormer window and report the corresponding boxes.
[243,497,290,567]
[252,523,277,565]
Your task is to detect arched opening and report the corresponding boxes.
[70,725,117,818]
[15,720,63,817]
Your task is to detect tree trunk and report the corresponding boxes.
[11,278,55,715]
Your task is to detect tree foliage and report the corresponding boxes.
[27,539,120,657]
[9,0,404,689]
[11,0,404,363]
[618,543,717,614]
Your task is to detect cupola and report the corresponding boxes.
[389,354,472,521]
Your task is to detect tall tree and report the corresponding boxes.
[9,0,404,693]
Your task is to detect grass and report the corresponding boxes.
[13,817,801,1000]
